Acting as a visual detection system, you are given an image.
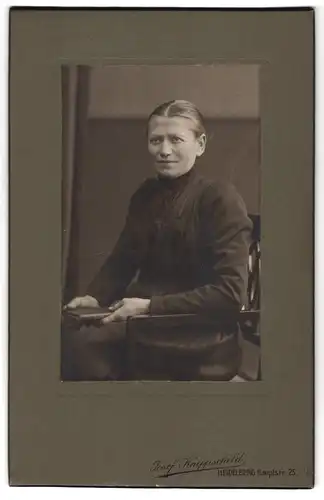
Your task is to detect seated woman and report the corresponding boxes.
[62,100,252,381]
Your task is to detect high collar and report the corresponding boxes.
[156,167,198,192]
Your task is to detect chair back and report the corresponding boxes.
[246,214,261,312]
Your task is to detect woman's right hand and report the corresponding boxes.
[64,295,99,309]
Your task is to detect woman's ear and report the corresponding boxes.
[196,133,207,157]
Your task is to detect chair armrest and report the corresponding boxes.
[128,310,260,341]
[128,312,239,330]
[126,312,240,354]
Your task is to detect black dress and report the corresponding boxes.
[62,167,253,381]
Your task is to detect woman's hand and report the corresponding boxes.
[64,295,100,309]
[101,298,150,324]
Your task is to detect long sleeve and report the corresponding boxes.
[149,182,253,315]
[86,191,143,306]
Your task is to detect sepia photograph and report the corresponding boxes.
[60,64,261,382]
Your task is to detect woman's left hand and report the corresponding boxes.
[101,298,151,324]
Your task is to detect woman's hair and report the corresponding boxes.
[148,100,206,138]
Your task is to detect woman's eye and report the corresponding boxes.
[150,138,160,145]
[171,137,182,144]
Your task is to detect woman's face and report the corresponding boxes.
[147,116,206,178]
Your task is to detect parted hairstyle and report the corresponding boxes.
[148,100,207,139]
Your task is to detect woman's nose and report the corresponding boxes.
[159,140,172,157]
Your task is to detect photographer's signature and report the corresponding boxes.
[150,452,246,478]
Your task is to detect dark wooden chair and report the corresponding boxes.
[236,214,261,380]
[127,214,261,381]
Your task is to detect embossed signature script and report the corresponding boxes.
[150,452,246,478]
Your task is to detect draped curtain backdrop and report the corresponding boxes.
[61,65,90,304]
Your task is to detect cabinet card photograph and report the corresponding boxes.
[9,8,313,488]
